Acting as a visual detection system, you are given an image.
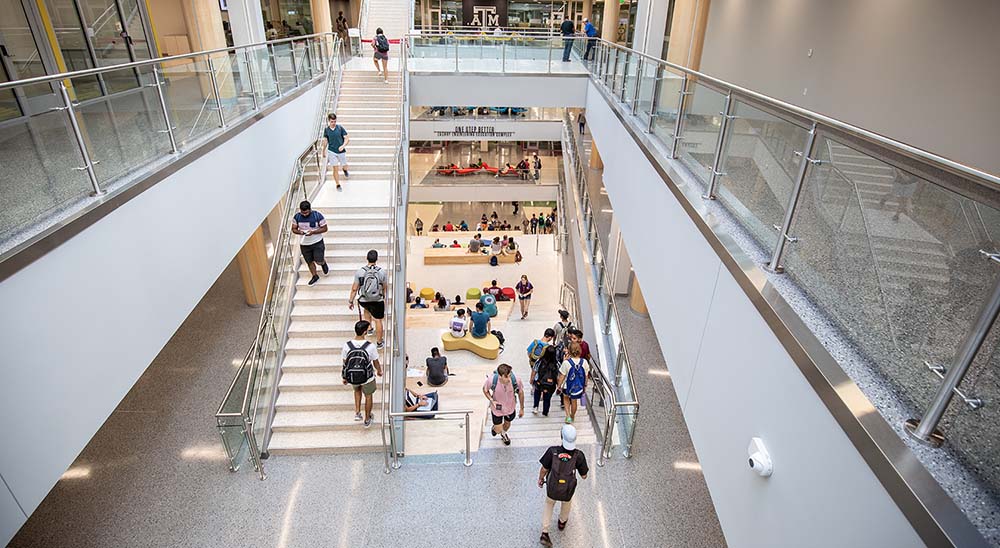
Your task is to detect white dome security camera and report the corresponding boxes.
[747,437,773,477]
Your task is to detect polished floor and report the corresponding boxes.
[9,257,725,547]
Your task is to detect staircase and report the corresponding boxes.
[479,400,599,450]
[361,0,410,43]
[268,67,402,455]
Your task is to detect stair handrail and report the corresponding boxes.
[214,35,343,479]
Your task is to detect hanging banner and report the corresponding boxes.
[410,120,563,141]
[463,0,508,27]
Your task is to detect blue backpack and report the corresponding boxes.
[564,359,586,397]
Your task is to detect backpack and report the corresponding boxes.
[546,448,581,502]
[489,255,498,266]
[490,371,518,392]
[515,250,523,262]
[553,321,573,347]
[343,341,375,385]
[527,339,547,362]
[536,360,559,392]
[375,34,390,52]
[490,329,505,348]
[360,265,383,301]
[564,358,586,397]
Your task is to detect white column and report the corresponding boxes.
[228,0,267,46]
[632,0,672,56]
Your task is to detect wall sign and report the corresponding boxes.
[434,125,515,138]
[463,0,508,27]
[411,120,564,141]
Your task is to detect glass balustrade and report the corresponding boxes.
[0,34,338,255]
[676,81,725,187]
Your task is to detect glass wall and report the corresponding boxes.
[261,0,314,37]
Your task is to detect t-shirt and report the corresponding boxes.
[559,358,591,382]
[469,239,481,252]
[341,339,379,383]
[426,356,448,385]
[578,340,591,360]
[294,211,326,245]
[355,265,387,302]
[487,286,502,297]
[490,241,501,254]
[560,19,575,36]
[584,21,597,37]
[450,315,468,336]
[432,242,445,248]
[484,374,524,416]
[516,280,533,296]
[470,311,490,337]
[410,303,427,309]
[324,125,348,153]
[540,446,589,477]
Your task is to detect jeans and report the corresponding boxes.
[533,385,554,415]
[562,37,574,61]
[584,39,595,60]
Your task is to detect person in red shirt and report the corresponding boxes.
[444,221,455,231]
[486,280,503,298]
[450,240,461,248]
[568,329,590,361]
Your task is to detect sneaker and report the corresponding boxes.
[539,532,553,547]
[367,328,375,336]
[491,427,498,437]
[343,169,349,178]
[321,263,329,275]
[532,407,539,415]
[501,432,511,446]
[363,415,373,428]
[308,275,320,286]
[377,340,385,350]
[565,416,573,424]
[354,412,363,421]
[557,520,567,531]
[336,184,342,190]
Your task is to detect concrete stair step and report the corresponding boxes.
[275,388,384,411]
[272,409,375,432]
[267,429,383,455]
[291,288,353,305]
[289,303,360,321]
[287,320,357,338]
[285,336,353,354]
[280,354,341,372]
[278,370,351,390]
[324,211,393,224]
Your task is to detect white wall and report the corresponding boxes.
[700,0,1000,177]
[0,84,324,545]
[410,74,588,108]
[584,80,925,547]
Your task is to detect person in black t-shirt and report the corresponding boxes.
[559,19,576,62]
[537,425,588,547]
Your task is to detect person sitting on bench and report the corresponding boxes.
[404,388,438,418]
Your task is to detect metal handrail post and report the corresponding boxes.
[464,412,473,466]
[618,54,629,102]
[150,67,178,153]
[614,342,625,387]
[501,41,506,73]
[268,44,282,96]
[669,74,689,159]
[58,82,103,195]
[206,57,226,128]
[243,50,259,111]
[703,90,735,200]
[548,36,554,73]
[767,122,819,273]
[905,276,1000,447]
[610,48,619,93]
[289,43,300,86]
[630,57,643,112]
[304,39,315,79]
[455,38,459,71]
[598,405,616,466]
[646,64,663,132]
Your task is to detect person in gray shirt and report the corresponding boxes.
[469,233,483,254]
[425,347,449,386]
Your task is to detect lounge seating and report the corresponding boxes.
[441,331,500,360]
[419,287,435,302]
[424,248,517,265]
[501,287,516,301]
[466,288,482,301]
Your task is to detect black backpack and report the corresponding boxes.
[491,329,505,348]
[343,341,374,385]
[536,360,559,392]
[546,448,581,502]
[489,255,498,266]
[375,34,390,52]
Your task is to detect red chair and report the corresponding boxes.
[501,287,516,301]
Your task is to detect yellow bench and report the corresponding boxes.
[441,332,500,360]
[424,248,517,265]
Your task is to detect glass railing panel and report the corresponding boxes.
[73,66,173,184]
[676,81,725,187]
[782,136,1000,420]
[942,317,1000,501]
[622,53,640,107]
[612,50,626,97]
[210,52,255,125]
[634,60,657,122]
[410,35,453,64]
[218,423,249,470]
[457,36,501,72]
[272,43,297,90]
[504,36,550,73]
[247,47,279,103]
[294,40,314,80]
[159,57,218,148]
[251,323,280,446]
[0,108,93,242]
[715,100,810,251]
[650,69,684,145]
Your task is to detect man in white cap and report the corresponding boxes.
[537,424,589,547]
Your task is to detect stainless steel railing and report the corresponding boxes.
[214,36,345,479]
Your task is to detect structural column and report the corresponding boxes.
[601,0,621,43]
[236,226,270,307]
[629,276,649,316]
[311,0,333,34]
[665,0,711,69]
[590,140,604,169]
[582,0,593,22]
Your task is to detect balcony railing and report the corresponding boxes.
[0,33,342,261]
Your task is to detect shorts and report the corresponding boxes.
[491,411,516,425]
[374,50,389,61]
[565,390,584,401]
[326,150,348,167]
[360,300,386,319]
[519,294,531,300]
[352,378,377,395]
[300,241,325,263]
